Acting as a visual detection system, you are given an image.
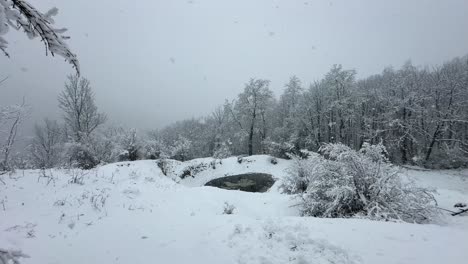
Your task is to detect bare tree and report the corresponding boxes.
[0,98,29,171]
[0,0,79,74]
[58,75,106,142]
[30,119,63,168]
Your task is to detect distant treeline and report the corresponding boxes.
[154,56,468,168]
[2,56,467,170]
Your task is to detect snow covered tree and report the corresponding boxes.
[268,76,305,157]
[115,128,142,161]
[143,134,170,160]
[57,75,107,169]
[231,78,274,155]
[0,99,29,171]
[29,118,63,168]
[0,0,79,73]
[321,65,357,145]
[207,104,232,156]
[58,75,106,142]
[279,76,303,123]
[170,136,192,161]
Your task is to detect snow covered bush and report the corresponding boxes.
[264,140,295,159]
[157,158,170,176]
[180,162,210,179]
[285,143,438,223]
[67,168,87,185]
[213,142,231,159]
[143,138,169,160]
[90,189,109,212]
[223,202,236,215]
[86,132,117,164]
[268,156,278,165]
[114,128,143,161]
[281,152,321,194]
[64,142,99,170]
[237,155,247,164]
[169,136,192,161]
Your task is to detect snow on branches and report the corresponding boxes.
[0,0,79,74]
[0,248,29,264]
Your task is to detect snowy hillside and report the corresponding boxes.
[1,156,467,264]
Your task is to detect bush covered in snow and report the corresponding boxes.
[64,142,99,170]
[179,162,210,179]
[263,140,295,159]
[283,143,438,223]
[157,158,170,176]
[223,202,236,215]
[268,156,278,165]
[213,142,232,159]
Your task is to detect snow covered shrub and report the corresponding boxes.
[287,143,437,223]
[264,140,295,159]
[210,159,217,169]
[143,138,171,160]
[237,155,247,164]
[169,136,192,161]
[37,169,56,186]
[180,168,192,179]
[223,202,236,215]
[281,152,321,194]
[157,158,170,176]
[90,189,109,212]
[213,142,232,159]
[85,133,117,165]
[67,169,87,185]
[114,128,143,161]
[179,162,210,179]
[269,156,278,165]
[8,152,33,170]
[65,142,99,170]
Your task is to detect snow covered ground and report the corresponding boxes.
[1,155,467,264]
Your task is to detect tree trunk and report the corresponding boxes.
[248,121,254,156]
[425,124,441,162]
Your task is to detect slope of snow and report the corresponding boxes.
[1,156,467,264]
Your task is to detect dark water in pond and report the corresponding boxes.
[204,173,275,192]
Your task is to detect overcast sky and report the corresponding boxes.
[1,0,468,134]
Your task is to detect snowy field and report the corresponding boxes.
[1,155,467,264]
